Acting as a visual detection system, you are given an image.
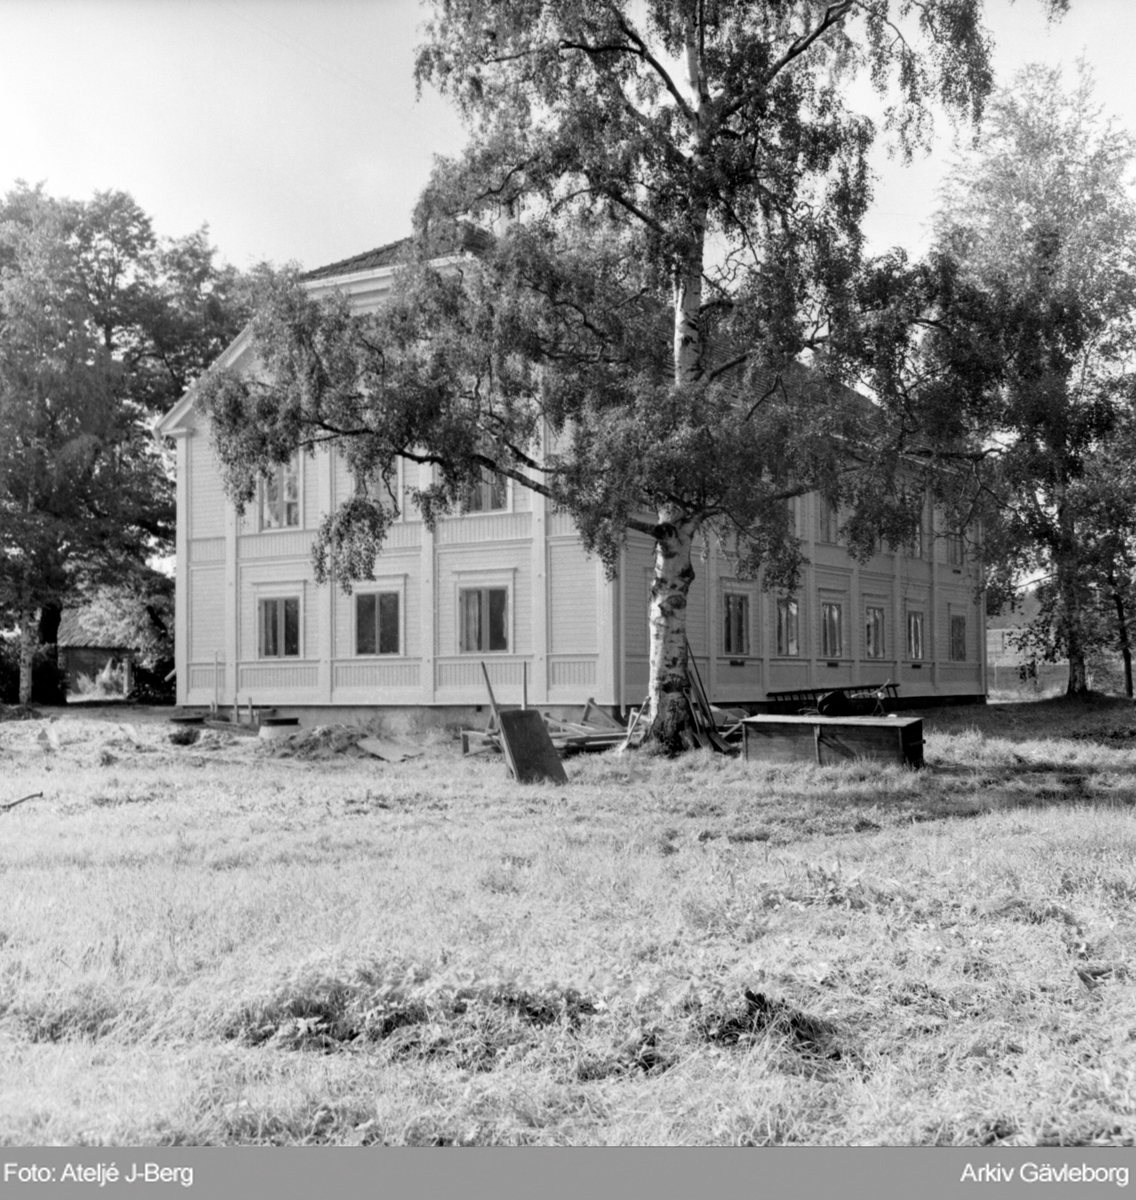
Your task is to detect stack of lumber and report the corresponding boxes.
[462,697,626,757]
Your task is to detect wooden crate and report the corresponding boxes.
[742,715,924,769]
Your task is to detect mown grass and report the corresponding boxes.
[1,697,1135,1146]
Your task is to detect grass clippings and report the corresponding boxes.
[0,696,1134,1145]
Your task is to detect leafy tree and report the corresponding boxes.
[0,184,248,705]
[934,63,1136,694]
[200,0,1061,749]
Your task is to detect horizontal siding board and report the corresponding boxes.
[189,568,224,662]
[549,543,598,654]
[188,431,227,539]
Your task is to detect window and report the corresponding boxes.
[356,592,400,656]
[462,469,507,513]
[459,587,508,652]
[776,597,799,656]
[259,597,300,658]
[261,460,300,529]
[818,501,839,544]
[947,530,964,567]
[907,611,924,660]
[354,460,404,521]
[784,496,797,534]
[822,601,843,657]
[723,593,750,656]
[950,615,967,661]
[865,606,885,659]
[908,516,924,559]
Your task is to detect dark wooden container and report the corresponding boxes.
[742,715,924,769]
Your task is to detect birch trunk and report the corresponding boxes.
[646,516,698,753]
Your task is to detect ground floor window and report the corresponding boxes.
[821,601,843,657]
[950,614,967,661]
[356,592,400,656]
[865,606,885,659]
[723,593,750,656]
[907,611,924,660]
[776,597,799,656]
[459,587,508,653]
[259,597,300,658]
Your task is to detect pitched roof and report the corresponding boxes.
[57,609,136,651]
[301,237,413,281]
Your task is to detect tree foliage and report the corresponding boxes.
[199,0,1061,748]
[934,63,1136,694]
[0,183,249,704]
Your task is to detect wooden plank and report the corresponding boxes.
[582,698,624,730]
[497,709,568,784]
[357,737,422,763]
[482,660,519,780]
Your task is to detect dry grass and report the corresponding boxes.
[1,697,1135,1146]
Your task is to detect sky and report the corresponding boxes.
[1,0,1135,274]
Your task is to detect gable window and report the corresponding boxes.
[462,469,507,513]
[865,606,885,659]
[259,597,300,658]
[822,601,843,657]
[356,592,400,656]
[950,615,967,661]
[261,460,300,530]
[723,593,750,656]
[459,587,508,653]
[907,611,924,660]
[818,501,839,544]
[776,597,799,657]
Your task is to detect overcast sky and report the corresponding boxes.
[1,0,1134,274]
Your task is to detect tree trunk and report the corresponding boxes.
[1109,568,1133,699]
[17,612,37,707]
[1057,562,1089,696]
[645,516,698,755]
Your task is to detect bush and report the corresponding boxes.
[128,657,176,705]
[0,638,69,705]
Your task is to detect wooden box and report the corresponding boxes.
[742,715,924,769]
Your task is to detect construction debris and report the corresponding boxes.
[1,791,43,812]
[357,737,423,763]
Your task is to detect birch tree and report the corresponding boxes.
[201,0,1062,748]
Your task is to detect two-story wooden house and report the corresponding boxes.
[157,240,987,722]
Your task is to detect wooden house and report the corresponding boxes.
[157,241,987,721]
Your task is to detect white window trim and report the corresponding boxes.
[460,470,512,515]
[949,606,968,662]
[258,456,303,533]
[454,568,515,654]
[256,592,304,660]
[352,575,408,658]
[818,592,847,659]
[864,599,887,660]
[774,595,802,658]
[721,586,754,658]
[905,608,926,662]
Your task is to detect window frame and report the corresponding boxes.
[776,596,800,657]
[950,613,967,661]
[461,469,510,515]
[259,457,302,532]
[353,576,407,658]
[353,457,406,524]
[821,600,844,658]
[947,530,965,567]
[455,571,515,655]
[906,610,925,661]
[865,605,885,660]
[818,499,839,545]
[258,594,302,659]
[722,591,751,657]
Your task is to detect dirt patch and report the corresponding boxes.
[259,726,369,760]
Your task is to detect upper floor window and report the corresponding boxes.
[462,469,507,513]
[723,593,750,656]
[947,530,965,567]
[818,501,839,544]
[261,460,300,530]
[776,597,800,657]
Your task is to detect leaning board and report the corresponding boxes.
[497,709,569,784]
[742,715,924,769]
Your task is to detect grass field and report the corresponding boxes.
[1,696,1134,1146]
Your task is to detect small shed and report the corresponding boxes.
[56,609,137,695]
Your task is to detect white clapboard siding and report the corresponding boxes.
[188,430,227,539]
[549,542,598,654]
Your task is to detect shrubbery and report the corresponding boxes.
[0,638,68,705]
